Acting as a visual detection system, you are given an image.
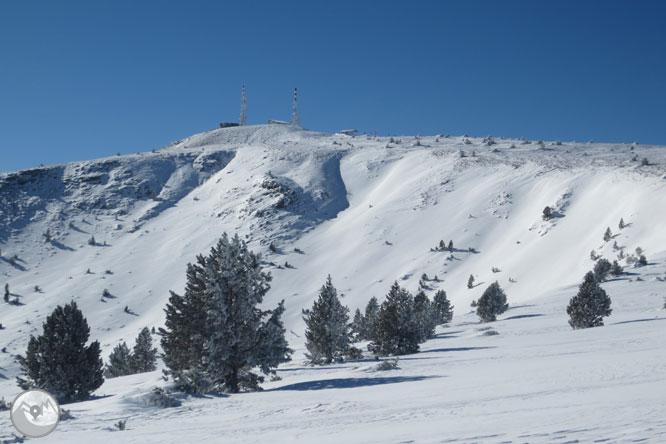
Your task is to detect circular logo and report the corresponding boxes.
[10,389,60,438]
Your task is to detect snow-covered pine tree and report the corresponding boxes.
[362,296,380,341]
[432,289,453,325]
[618,218,625,229]
[131,327,157,373]
[350,308,365,341]
[567,271,612,329]
[603,227,612,242]
[610,260,623,277]
[593,258,612,282]
[160,233,292,394]
[542,206,552,220]
[467,274,475,289]
[17,301,103,402]
[369,282,419,356]
[303,276,351,364]
[476,281,508,322]
[105,342,134,378]
[413,291,436,342]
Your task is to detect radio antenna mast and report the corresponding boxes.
[239,85,247,126]
[291,87,300,126]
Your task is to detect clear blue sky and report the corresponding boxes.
[1,1,665,172]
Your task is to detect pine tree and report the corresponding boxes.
[618,218,625,230]
[448,240,453,251]
[593,258,612,282]
[350,308,365,341]
[603,227,612,242]
[610,260,623,277]
[467,274,475,289]
[567,272,612,329]
[160,233,292,393]
[542,206,552,220]
[17,301,103,403]
[476,281,508,322]
[105,342,134,378]
[362,296,380,341]
[131,327,157,373]
[432,290,453,325]
[369,282,419,356]
[303,276,351,364]
[413,291,436,342]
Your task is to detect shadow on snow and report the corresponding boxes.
[271,375,441,391]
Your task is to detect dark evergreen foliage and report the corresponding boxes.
[476,281,508,322]
[131,327,157,373]
[303,276,351,364]
[567,271,612,329]
[413,291,437,342]
[593,258,612,282]
[603,227,612,242]
[467,274,475,289]
[542,206,552,220]
[369,282,420,356]
[432,290,453,325]
[610,260,624,277]
[105,342,133,378]
[17,301,103,403]
[160,233,292,394]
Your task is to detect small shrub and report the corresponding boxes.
[144,387,181,408]
[88,236,96,246]
[542,206,552,220]
[346,346,363,361]
[0,397,10,411]
[102,289,111,298]
[483,330,499,336]
[641,157,649,166]
[60,409,74,420]
[115,419,127,431]
[374,358,399,371]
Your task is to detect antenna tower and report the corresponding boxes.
[239,85,247,126]
[291,87,300,126]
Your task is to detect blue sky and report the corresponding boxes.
[1,1,665,172]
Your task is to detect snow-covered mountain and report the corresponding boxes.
[1,124,665,443]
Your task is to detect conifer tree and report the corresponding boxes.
[476,281,508,322]
[303,276,351,364]
[350,308,365,341]
[160,233,292,393]
[413,291,436,342]
[610,260,624,277]
[567,271,612,329]
[618,218,625,229]
[362,296,380,341]
[369,282,419,356]
[105,342,133,378]
[432,290,454,325]
[467,274,475,289]
[593,258,612,283]
[131,327,157,373]
[17,301,103,402]
[603,227,612,242]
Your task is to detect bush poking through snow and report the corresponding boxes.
[567,272,612,329]
[374,358,399,371]
[0,397,10,411]
[542,206,552,220]
[476,281,509,322]
[603,227,612,242]
[144,387,181,408]
[115,419,127,431]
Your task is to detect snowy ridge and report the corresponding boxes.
[1,125,666,443]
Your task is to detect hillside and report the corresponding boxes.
[1,124,665,443]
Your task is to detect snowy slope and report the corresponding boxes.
[1,125,666,442]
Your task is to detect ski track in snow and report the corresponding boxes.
[1,125,666,443]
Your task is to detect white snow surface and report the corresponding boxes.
[1,125,666,442]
